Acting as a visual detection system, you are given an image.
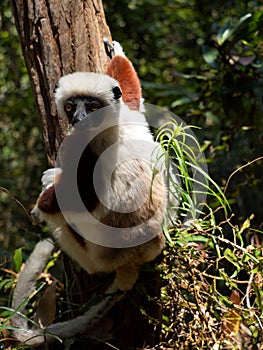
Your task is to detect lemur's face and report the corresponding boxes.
[54,72,123,127]
[64,96,106,126]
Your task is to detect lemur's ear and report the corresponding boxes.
[53,84,59,93]
[112,86,122,100]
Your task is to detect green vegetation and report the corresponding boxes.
[0,0,263,348]
[0,0,46,254]
[105,0,263,223]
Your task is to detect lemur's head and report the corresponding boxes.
[55,72,122,126]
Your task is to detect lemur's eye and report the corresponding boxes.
[64,101,74,113]
[88,101,102,112]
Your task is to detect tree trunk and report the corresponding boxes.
[10,1,162,348]
[10,0,111,165]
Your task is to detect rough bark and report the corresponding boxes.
[10,0,111,165]
[10,0,162,348]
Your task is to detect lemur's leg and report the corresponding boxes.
[11,237,126,346]
[11,239,55,346]
[45,291,125,342]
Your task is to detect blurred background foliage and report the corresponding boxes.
[0,0,262,348]
[105,0,263,227]
[0,0,46,259]
[0,0,262,277]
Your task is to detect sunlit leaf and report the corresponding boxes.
[171,96,193,108]
[239,214,254,234]
[13,248,23,273]
[222,290,241,335]
[217,13,252,45]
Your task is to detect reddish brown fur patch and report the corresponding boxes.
[37,185,60,213]
[106,55,142,110]
[67,224,87,249]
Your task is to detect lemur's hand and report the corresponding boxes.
[103,38,125,59]
[41,168,62,190]
[103,37,115,59]
[31,168,62,222]
[112,41,125,57]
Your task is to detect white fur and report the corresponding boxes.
[37,102,166,276]
[112,40,126,57]
[36,72,166,290]
[55,72,120,118]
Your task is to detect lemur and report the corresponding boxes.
[11,39,168,346]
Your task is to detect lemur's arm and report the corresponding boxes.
[31,168,62,216]
[104,38,142,110]
[34,39,142,218]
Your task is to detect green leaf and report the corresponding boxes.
[13,248,23,273]
[217,13,252,46]
[0,278,13,291]
[223,248,242,277]
[171,96,192,108]
[224,248,239,263]
[202,46,219,68]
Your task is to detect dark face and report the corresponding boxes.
[64,96,106,126]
